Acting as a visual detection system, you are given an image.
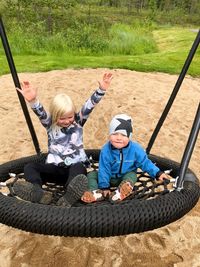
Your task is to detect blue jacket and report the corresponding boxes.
[98,141,160,189]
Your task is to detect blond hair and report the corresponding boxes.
[49,94,76,127]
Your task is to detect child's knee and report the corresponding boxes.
[123,172,137,184]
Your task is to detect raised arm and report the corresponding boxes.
[16,81,38,104]
[17,81,51,128]
[98,72,113,91]
[77,72,113,126]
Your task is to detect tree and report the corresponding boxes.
[4,0,77,34]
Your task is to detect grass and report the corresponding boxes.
[0,26,199,77]
[153,27,199,51]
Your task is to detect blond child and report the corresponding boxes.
[13,73,113,206]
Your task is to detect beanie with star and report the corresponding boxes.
[109,114,133,139]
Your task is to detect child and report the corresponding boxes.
[13,72,113,206]
[81,113,169,203]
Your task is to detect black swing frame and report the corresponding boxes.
[0,16,199,191]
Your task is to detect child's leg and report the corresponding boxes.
[81,171,104,203]
[109,172,137,203]
[13,181,53,204]
[110,178,121,188]
[24,162,67,185]
[13,162,64,204]
[56,163,87,206]
[87,170,99,190]
[57,174,88,207]
[24,162,46,186]
[64,162,87,187]
[122,171,137,184]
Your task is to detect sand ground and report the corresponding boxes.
[0,69,199,267]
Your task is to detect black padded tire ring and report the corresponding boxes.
[0,150,199,237]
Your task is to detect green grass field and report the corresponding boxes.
[0,26,199,77]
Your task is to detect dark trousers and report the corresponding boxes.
[24,162,87,187]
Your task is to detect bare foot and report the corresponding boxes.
[120,181,133,199]
[81,190,104,203]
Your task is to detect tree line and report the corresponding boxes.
[0,0,199,36]
[96,0,199,13]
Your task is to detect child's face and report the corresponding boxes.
[109,132,129,149]
[57,111,75,128]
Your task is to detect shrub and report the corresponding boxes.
[107,23,158,55]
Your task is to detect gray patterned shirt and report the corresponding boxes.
[30,88,105,166]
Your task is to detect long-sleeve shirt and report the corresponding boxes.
[98,141,160,189]
[30,88,105,166]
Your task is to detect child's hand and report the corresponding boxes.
[98,72,113,91]
[16,81,38,103]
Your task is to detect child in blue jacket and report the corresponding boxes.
[82,113,169,203]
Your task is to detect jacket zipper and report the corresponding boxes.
[119,149,123,175]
